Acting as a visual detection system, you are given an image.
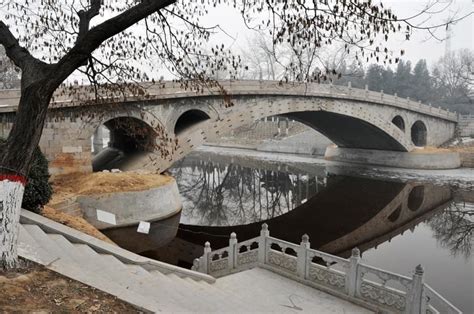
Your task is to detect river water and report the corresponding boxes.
[105,148,474,313]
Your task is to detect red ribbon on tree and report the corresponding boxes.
[0,174,28,186]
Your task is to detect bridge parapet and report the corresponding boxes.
[0,81,458,122]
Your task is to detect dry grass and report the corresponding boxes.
[41,206,115,245]
[49,171,173,204]
[0,260,138,312]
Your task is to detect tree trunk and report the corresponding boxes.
[0,80,53,270]
[0,178,25,270]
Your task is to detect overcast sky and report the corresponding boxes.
[205,0,473,67]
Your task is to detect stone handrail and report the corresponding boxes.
[20,209,216,284]
[192,223,462,314]
[0,80,458,122]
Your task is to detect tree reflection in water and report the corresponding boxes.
[170,159,324,226]
[428,202,474,259]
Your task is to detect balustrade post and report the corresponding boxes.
[365,85,369,98]
[192,258,200,272]
[346,248,361,297]
[405,265,425,314]
[202,241,211,274]
[380,89,384,100]
[297,234,310,279]
[258,223,269,264]
[228,232,238,270]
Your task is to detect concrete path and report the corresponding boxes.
[18,210,371,313]
[216,268,371,313]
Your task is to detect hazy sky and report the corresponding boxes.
[205,0,473,67]
[381,0,473,64]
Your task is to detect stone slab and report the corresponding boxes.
[215,268,372,313]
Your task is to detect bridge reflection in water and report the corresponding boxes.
[104,156,454,264]
[101,154,473,312]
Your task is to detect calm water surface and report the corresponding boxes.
[104,152,474,313]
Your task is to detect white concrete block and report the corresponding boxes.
[137,221,151,234]
[96,209,117,225]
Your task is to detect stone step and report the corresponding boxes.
[22,224,71,262]
[20,224,162,312]
[66,231,204,311]
[181,275,256,311]
[21,220,279,312]
[147,271,218,311]
[18,225,57,265]
[163,272,256,312]
[65,242,191,307]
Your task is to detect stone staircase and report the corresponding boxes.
[18,210,367,313]
[459,115,474,137]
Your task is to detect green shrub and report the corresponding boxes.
[0,139,52,213]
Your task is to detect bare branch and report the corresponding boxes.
[0,21,36,70]
[76,0,102,43]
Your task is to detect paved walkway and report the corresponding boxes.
[216,268,372,313]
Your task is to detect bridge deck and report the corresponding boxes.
[0,81,458,122]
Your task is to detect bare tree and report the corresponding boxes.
[0,0,465,270]
[240,33,282,80]
[428,203,474,259]
[432,49,474,107]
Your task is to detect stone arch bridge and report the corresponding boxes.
[0,81,458,174]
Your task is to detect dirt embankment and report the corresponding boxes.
[0,260,138,312]
[41,206,115,245]
[45,171,173,244]
[412,145,474,154]
[50,171,173,205]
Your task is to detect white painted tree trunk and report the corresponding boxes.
[0,178,25,270]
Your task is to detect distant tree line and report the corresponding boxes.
[333,49,474,114]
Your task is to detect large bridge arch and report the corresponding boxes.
[283,110,410,151]
[202,96,414,152]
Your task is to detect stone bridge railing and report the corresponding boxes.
[192,224,461,314]
[0,81,458,122]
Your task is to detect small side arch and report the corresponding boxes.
[174,109,210,135]
[407,186,425,211]
[392,115,405,132]
[411,121,427,147]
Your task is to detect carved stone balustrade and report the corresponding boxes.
[193,224,462,314]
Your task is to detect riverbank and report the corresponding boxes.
[48,171,182,230]
[197,145,474,189]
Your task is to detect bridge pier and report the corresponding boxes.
[325,146,461,170]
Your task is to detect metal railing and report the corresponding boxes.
[192,223,461,314]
